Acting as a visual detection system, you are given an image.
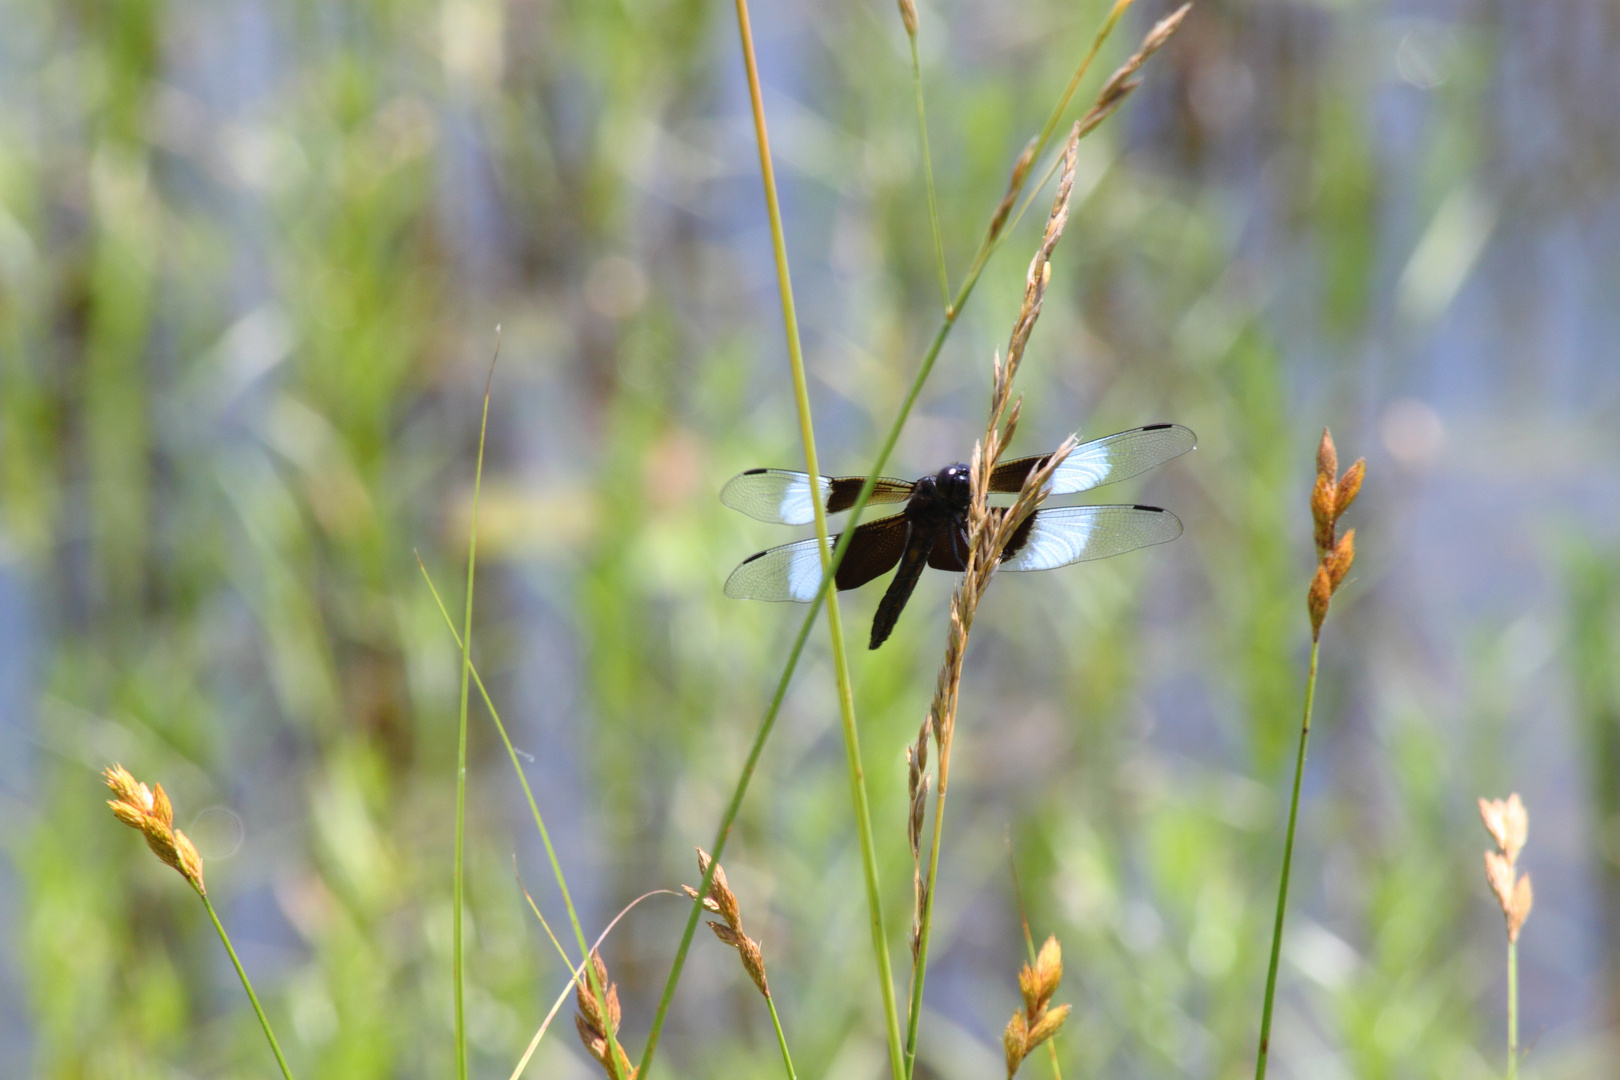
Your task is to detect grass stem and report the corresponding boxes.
[1253,639,1320,1080]
[419,556,624,1077]
[450,366,493,1080]
[201,892,296,1080]
[730,1,904,1074]
[766,995,799,1080]
[1503,939,1516,1080]
[909,34,950,311]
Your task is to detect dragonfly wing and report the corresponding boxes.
[721,469,913,525]
[990,423,1196,496]
[999,505,1183,572]
[724,514,909,601]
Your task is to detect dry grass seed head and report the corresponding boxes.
[574,949,635,1080]
[1003,935,1070,1078]
[684,848,770,999]
[1480,793,1534,942]
[1305,428,1364,638]
[103,764,206,895]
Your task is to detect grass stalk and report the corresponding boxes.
[1252,640,1319,1080]
[638,8,1156,1074]
[730,0,904,1074]
[766,995,799,1080]
[450,363,493,1080]
[905,129,1085,1078]
[419,557,625,1076]
[1503,939,1516,1080]
[202,893,296,1080]
[908,33,950,311]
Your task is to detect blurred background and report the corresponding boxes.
[1,0,1618,1076]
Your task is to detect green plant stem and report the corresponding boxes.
[904,745,948,1077]
[1254,638,1320,1080]
[766,995,799,1080]
[201,892,296,1080]
[419,558,624,1078]
[638,11,1121,1075]
[909,33,950,311]
[1503,939,1516,1080]
[451,372,491,1080]
[731,1,904,1075]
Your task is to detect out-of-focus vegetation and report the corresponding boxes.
[1,0,1617,1077]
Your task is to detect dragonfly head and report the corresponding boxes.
[936,463,971,507]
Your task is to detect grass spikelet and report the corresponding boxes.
[575,951,637,1080]
[1002,935,1071,1078]
[1480,793,1534,1078]
[104,764,296,1080]
[105,763,206,895]
[684,848,770,999]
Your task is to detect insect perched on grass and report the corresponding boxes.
[721,423,1196,648]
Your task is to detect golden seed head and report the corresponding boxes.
[1026,1001,1070,1049]
[104,764,206,895]
[1003,1009,1028,1078]
[1033,935,1062,1003]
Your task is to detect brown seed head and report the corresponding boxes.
[1335,459,1366,518]
[897,0,918,36]
[694,848,741,931]
[989,138,1039,242]
[1308,565,1333,638]
[574,950,633,1080]
[1311,473,1337,553]
[104,764,207,895]
[1324,530,1356,591]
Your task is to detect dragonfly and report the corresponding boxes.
[721,423,1195,649]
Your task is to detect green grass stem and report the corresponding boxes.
[201,892,296,1080]
[450,363,492,1080]
[1503,939,1516,1080]
[730,0,904,1074]
[909,34,950,311]
[1253,638,1320,1079]
[766,995,799,1080]
[419,555,625,1077]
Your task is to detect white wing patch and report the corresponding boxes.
[1043,446,1114,496]
[1044,424,1197,496]
[720,469,826,525]
[775,474,819,526]
[723,537,829,602]
[1002,511,1098,571]
[1000,505,1183,572]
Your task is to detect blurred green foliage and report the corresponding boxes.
[0,0,1615,1078]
